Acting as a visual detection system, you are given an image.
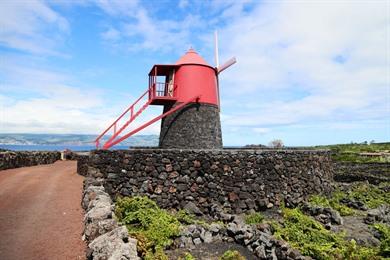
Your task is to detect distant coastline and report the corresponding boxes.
[0,133,159,147]
[0,144,134,151]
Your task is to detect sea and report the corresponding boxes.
[0,145,130,151]
[1,145,243,151]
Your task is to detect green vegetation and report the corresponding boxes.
[273,208,380,259]
[178,252,196,260]
[333,153,389,163]
[219,250,246,260]
[309,183,390,217]
[309,192,355,216]
[244,212,264,225]
[175,209,195,225]
[314,142,390,163]
[184,252,196,260]
[347,183,390,209]
[379,182,390,189]
[372,224,390,257]
[113,192,389,259]
[115,196,181,260]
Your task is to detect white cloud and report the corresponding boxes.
[0,0,69,55]
[218,1,389,131]
[101,27,121,41]
[178,0,189,9]
[0,56,162,135]
[94,0,139,17]
[253,127,270,134]
[94,1,208,53]
[0,62,105,133]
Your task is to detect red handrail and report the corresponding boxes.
[95,88,149,148]
[96,84,183,149]
[102,95,200,149]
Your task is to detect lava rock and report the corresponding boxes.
[184,202,203,216]
[365,205,390,224]
[193,238,202,245]
[87,226,139,260]
[84,219,118,242]
[330,209,343,225]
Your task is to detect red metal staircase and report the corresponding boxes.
[95,84,199,149]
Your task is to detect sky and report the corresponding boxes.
[0,0,389,146]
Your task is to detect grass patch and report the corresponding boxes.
[175,209,195,225]
[332,153,390,164]
[309,182,390,217]
[313,143,390,163]
[115,196,181,260]
[309,192,355,216]
[219,250,246,260]
[372,223,390,257]
[348,183,390,209]
[273,208,380,259]
[244,212,264,225]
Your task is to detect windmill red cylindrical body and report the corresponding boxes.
[174,49,218,106]
[158,48,223,149]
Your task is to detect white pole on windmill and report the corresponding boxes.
[214,30,220,68]
[214,30,221,111]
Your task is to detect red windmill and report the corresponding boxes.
[95,32,236,149]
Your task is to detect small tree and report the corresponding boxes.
[269,139,284,148]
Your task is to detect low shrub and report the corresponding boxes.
[309,192,355,216]
[309,182,390,216]
[372,223,390,257]
[348,183,390,209]
[115,196,181,259]
[175,209,195,225]
[273,208,379,259]
[244,212,264,225]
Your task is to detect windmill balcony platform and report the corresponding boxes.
[149,82,177,105]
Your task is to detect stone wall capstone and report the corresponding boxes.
[78,149,333,215]
[0,151,61,170]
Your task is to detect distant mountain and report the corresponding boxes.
[0,133,159,146]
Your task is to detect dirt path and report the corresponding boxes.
[0,161,85,260]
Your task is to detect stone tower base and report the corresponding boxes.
[159,103,222,149]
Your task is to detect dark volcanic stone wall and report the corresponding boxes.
[159,103,222,149]
[334,162,390,184]
[0,151,61,170]
[78,149,333,214]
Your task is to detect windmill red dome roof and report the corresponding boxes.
[175,48,210,66]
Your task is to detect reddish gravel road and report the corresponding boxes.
[0,161,85,260]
